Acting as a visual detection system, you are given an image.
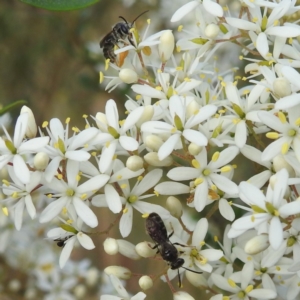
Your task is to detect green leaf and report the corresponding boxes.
[19,0,99,11]
[0,100,27,116]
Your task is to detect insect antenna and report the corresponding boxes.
[119,16,129,24]
[130,10,149,26]
[181,266,202,274]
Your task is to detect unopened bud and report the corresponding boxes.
[159,30,175,62]
[74,284,86,298]
[186,271,207,288]
[244,234,269,255]
[104,266,131,279]
[144,152,173,166]
[205,23,219,39]
[21,106,37,138]
[9,279,21,292]
[103,238,119,255]
[273,155,295,177]
[188,143,202,156]
[33,152,49,170]
[126,155,144,171]
[85,267,99,286]
[119,69,138,84]
[135,241,157,257]
[117,239,141,260]
[273,77,291,98]
[144,135,164,151]
[136,105,154,128]
[166,196,183,218]
[174,291,195,300]
[139,275,153,290]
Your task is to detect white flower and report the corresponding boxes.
[47,217,95,268]
[175,218,223,275]
[43,117,98,182]
[211,261,277,299]
[2,166,42,230]
[141,95,217,160]
[229,169,300,249]
[258,108,300,162]
[166,146,239,212]
[93,99,144,173]
[40,160,109,227]
[0,113,49,184]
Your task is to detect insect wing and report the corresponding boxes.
[146,213,168,244]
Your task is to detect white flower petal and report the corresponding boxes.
[171,1,199,22]
[77,174,109,194]
[24,194,36,219]
[203,0,223,17]
[194,180,208,212]
[104,184,122,213]
[219,198,235,221]
[275,93,300,110]
[13,113,28,147]
[155,182,190,195]
[158,134,180,160]
[167,167,199,181]
[210,173,238,195]
[14,199,25,230]
[77,232,95,250]
[106,99,119,130]
[269,217,283,250]
[73,197,98,228]
[256,32,269,57]
[131,84,166,99]
[183,129,208,146]
[120,205,133,238]
[68,127,98,150]
[39,197,68,223]
[119,136,139,151]
[266,25,300,37]
[226,17,258,31]
[59,237,76,268]
[235,120,247,148]
[13,155,30,184]
[192,218,208,245]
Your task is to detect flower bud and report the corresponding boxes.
[126,155,144,171]
[85,267,99,286]
[273,155,295,177]
[119,69,138,84]
[33,152,50,170]
[159,30,175,62]
[205,23,219,39]
[74,284,86,298]
[244,234,269,255]
[9,279,21,292]
[104,266,131,279]
[117,239,141,260]
[174,291,195,300]
[103,238,119,255]
[135,241,157,257]
[166,196,183,218]
[139,275,153,290]
[21,106,37,138]
[273,77,291,98]
[144,135,164,151]
[144,152,173,166]
[136,105,154,128]
[186,271,207,288]
[188,143,202,156]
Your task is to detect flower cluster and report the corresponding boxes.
[2,0,300,299]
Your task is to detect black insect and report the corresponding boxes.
[145,212,202,287]
[100,10,148,63]
[54,236,72,248]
